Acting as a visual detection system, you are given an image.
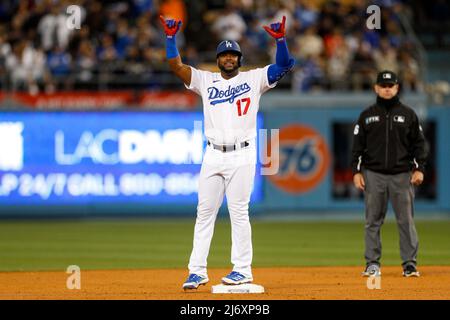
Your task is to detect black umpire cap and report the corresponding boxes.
[376,70,398,85]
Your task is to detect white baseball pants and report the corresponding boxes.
[187,142,256,279]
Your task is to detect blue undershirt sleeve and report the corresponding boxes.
[275,38,290,66]
[166,36,179,59]
[267,39,295,85]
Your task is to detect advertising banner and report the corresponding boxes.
[11,92,134,110]
[0,91,198,110]
[263,107,448,211]
[0,112,263,207]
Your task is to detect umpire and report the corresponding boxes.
[352,70,428,278]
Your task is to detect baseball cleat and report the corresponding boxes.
[182,274,209,290]
[362,264,381,277]
[221,271,253,285]
[403,265,420,277]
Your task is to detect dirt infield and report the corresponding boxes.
[1,266,449,300]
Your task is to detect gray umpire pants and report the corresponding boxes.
[363,169,419,267]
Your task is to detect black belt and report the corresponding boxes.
[207,140,250,152]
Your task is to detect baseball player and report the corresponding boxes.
[352,70,428,278]
[159,15,294,290]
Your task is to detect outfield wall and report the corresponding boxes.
[261,105,448,212]
[0,101,449,217]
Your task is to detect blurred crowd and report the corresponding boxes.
[0,0,439,94]
[214,0,423,92]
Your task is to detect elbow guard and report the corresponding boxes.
[268,58,295,84]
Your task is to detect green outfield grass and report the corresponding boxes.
[0,219,449,272]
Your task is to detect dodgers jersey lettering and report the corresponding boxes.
[185,66,276,145]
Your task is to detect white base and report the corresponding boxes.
[211,283,265,294]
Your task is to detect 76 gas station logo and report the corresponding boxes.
[278,138,321,177]
[268,125,330,194]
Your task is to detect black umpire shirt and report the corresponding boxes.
[352,95,428,175]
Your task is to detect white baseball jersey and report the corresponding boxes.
[185,66,276,145]
[184,65,276,281]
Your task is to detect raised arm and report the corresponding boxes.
[159,15,192,86]
[263,16,295,85]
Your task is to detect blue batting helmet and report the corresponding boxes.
[216,40,243,66]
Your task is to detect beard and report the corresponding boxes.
[218,62,239,74]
